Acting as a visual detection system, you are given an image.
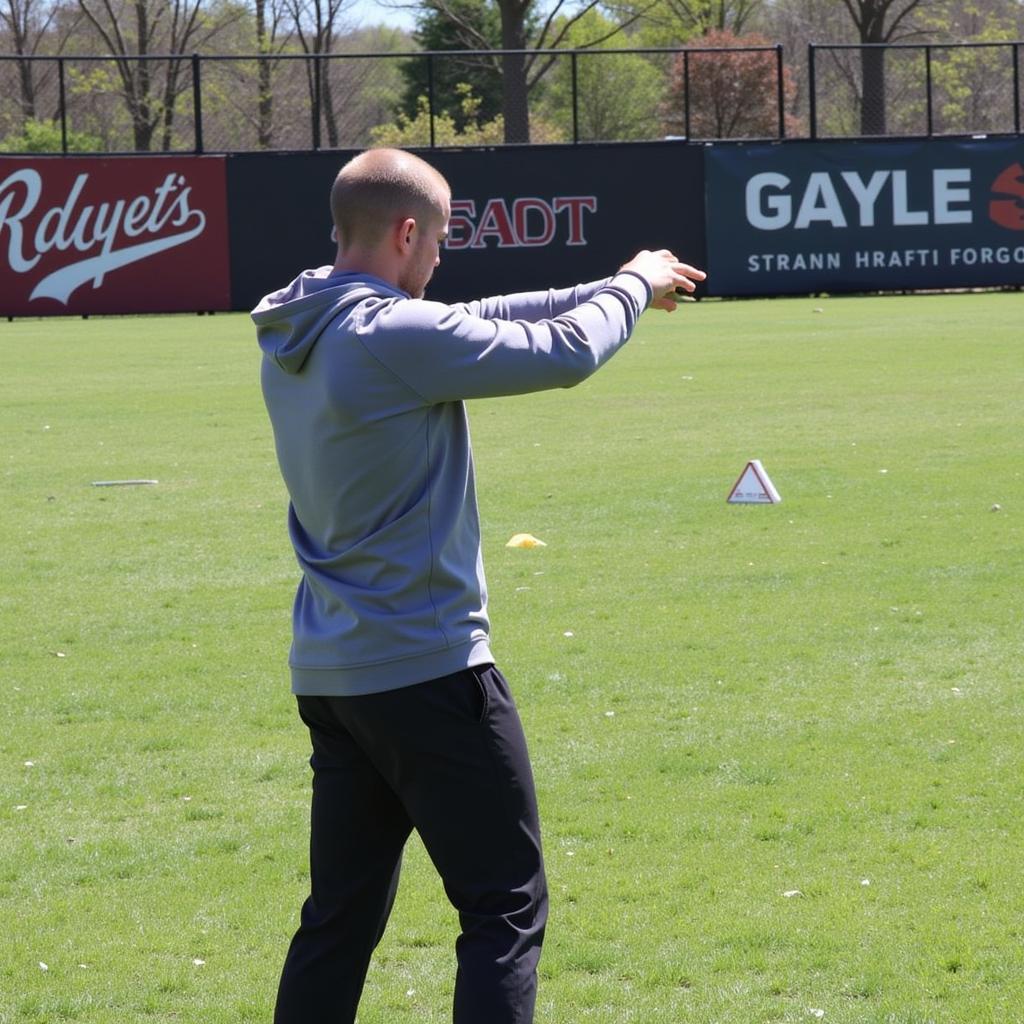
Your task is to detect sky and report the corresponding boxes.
[347,0,417,33]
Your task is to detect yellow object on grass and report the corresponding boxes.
[505,533,547,549]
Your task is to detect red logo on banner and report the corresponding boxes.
[445,196,598,250]
[0,157,230,315]
[989,162,1024,231]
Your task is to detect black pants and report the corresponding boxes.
[274,664,548,1024]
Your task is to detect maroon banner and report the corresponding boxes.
[0,156,230,316]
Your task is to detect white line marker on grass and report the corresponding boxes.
[91,479,158,487]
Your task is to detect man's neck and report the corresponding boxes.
[333,248,400,290]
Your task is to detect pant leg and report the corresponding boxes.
[334,665,548,1024]
[274,695,413,1024]
[432,666,548,1024]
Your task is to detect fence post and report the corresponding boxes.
[311,55,321,151]
[683,49,691,140]
[58,57,68,154]
[571,51,579,144]
[1014,42,1021,135]
[925,45,933,136]
[192,53,204,154]
[427,53,435,148]
[808,44,817,140]
[776,44,785,138]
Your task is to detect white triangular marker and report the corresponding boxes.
[727,459,781,504]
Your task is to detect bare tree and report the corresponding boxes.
[838,0,927,134]
[758,0,934,135]
[195,0,293,150]
[76,0,239,150]
[639,0,763,38]
[283,0,356,147]
[755,0,853,129]
[253,0,292,147]
[1,0,78,121]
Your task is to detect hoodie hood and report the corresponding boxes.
[252,267,406,374]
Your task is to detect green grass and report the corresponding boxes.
[1,292,1022,1024]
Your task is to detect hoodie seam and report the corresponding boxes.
[353,324,432,405]
[421,411,451,648]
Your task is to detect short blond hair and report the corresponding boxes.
[330,148,450,251]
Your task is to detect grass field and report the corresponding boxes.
[1,292,1022,1024]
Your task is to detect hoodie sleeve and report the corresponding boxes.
[449,278,612,323]
[358,271,653,404]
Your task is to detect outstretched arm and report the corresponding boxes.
[451,280,613,322]
[451,250,705,322]
[363,251,707,404]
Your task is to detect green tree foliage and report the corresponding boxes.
[400,0,652,144]
[74,0,241,150]
[536,9,666,142]
[372,81,506,145]
[371,78,564,146]
[629,0,763,46]
[398,0,505,131]
[0,115,102,150]
[921,1,1023,134]
[64,62,133,150]
[5,0,1020,152]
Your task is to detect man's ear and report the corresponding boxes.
[396,217,417,254]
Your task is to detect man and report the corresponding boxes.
[254,147,705,1024]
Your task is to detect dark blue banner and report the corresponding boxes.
[227,143,706,311]
[705,139,1024,296]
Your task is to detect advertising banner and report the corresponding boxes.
[227,143,707,310]
[0,156,231,316]
[705,139,1024,296]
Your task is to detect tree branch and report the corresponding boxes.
[838,0,864,36]
[427,0,497,51]
[884,0,925,41]
[532,0,572,52]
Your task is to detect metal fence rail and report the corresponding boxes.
[809,41,1023,139]
[0,45,786,154]
[3,41,1023,155]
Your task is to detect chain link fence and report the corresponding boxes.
[0,54,58,143]
[0,45,789,153]
[0,55,201,152]
[809,42,1023,139]
[3,42,1021,154]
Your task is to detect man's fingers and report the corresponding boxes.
[620,250,707,307]
[676,262,707,281]
[669,262,707,295]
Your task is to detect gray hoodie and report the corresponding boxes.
[253,266,652,696]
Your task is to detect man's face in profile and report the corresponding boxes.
[399,196,451,299]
